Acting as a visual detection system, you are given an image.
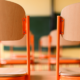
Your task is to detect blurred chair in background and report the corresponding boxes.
[1,32,35,70]
[39,29,80,71]
[49,30,80,70]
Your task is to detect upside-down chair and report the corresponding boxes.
[56,2,80,80]
[1,33,34,70]
[0,0,30,80]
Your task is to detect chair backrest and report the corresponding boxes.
[61,2,80,41]
[40,36,48,47]
[1,35,26,47]
[0,0,25,40]
[1,32,32,47]
[50,30,79,46]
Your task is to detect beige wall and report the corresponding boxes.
[6,0,80,15]
[61,48,80,58]
[7,0,51,16]
[54,0,80,13]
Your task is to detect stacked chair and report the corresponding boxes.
[39,2,80,80]
[1,32,34,70]
[49,30,80,68]
[0,0,30,79]
[39,35,56,58]
[39,35,56,70]
[56,2,80,80]
[0,0,57,80]
[39,29,80,71]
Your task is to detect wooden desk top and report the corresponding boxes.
[31,71,56,80]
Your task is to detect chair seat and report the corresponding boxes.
[0,68,27,77]
[60,68,80,76]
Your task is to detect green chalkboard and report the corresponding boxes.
[30,16,51,50]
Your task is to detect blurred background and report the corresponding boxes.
[1,0,80,70]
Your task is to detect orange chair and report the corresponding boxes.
[39,35,56,70]
[5,33,34,59]
[0,0,30,80]
[1,33,34,70]
[39,30,80,70]
[39,35,56,59]
[48,30,80,70]
[56,2,80,80]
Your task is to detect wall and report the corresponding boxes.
[7,0,51,16]
[54,0,80,12]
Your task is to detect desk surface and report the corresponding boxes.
[31,71,56,80]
